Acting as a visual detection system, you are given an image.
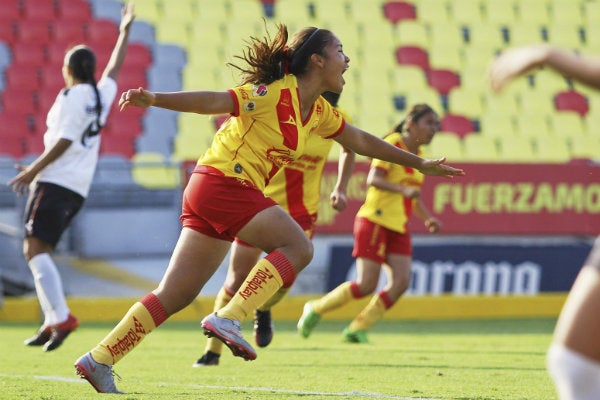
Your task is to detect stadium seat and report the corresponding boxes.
[447,87,485,118]
[383,1,416,25]
[0,136,26,158]
[548,112,586,137]
[230,0,266,22]
[554,90,589,117]
[395,45,429,70]
[393,20,429,48]
[465,22,505,49]
[427,44,463,71]
[515,113,549,139]
[100,135,136,158]
[570,134,600,160]
[0,0,21,23]
[498,136,535,162]
[415,0,451,24]
[4,64,40,90]
[133,0,161,24]
[94,154,134,186]
[392,65,429,92]
[549,0,584,25]
[0,110,33,137]
[151,44,184,68]
[440,113,475,137]
[462,134,501,162]
[351,1,387,24]
[545,23,584,50]
[479,112,517,140]
[10,42,46,66]
[21,0,58,21]
[128,20,156,48]
[482,0,516,27]
[51,20,87,45]
[56,0,92,22]
[426,131,465,161]
[131,152,180,189]
[155,21,190,46]
[86,18,119,45]
[449,0,484,26]
[514,1,550,25]
[0,20,17,45]
[1,87,36,113]
[534,137,571,163]
[518,90,555,115]
[427,68,461,96]
[429,22,465,49]
[484,91,519,116]
[506,24,545,46]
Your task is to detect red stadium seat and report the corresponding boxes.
[554,90,589,117]
[100,135,136,158]
[0,1,22,22]
[21,0,58,21]
[10,42,46,66]
[86,19,119,46]
[4,64,40,90]
[427,68,461,95]
[121,43,153,70]
[51,20,87,44]
[0,136,26,158]
[56,0,92,22]
[0,20,17,44]
[395,45,430,70]
[440,113,475,137]
[1,88,37,113]
[383,1,417,24]
[17,21,52,44]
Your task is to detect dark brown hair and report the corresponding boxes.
[393,103,436,134]
[66,45,102,120]
[229,24,335,85]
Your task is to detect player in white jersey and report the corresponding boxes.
[7,3,135,352]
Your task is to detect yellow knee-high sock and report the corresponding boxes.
[91,293,168,365]
[258,286,290,311]
[218,251,295,321]
[205,287,233,354]
[348,291,394,332]
[312,281,363,315]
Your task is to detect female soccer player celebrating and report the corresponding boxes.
[74,24,464,393]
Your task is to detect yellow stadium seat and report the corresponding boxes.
[479,112,517,140]
[392,65,429,92]
[517,90,555,115]
[464,23,505,49]
[229,0,266,22]
[428,21,465,50]
[462,134,501,162]
[447,87,485,118]
[132,152,181,189]
[531,69,570,96]
[583,1,600,27]
[484,91,519,115]
[427,132,465,162]
[582,25,600,53]
[178,112,218,136]
[497,136,535,162]
[515,113,550,139]
[394,20,430,48]
[570,134,600,159]
[533,137,571,163]
[196,0,230,21]
[428,43,463,71]
[350,1,387,24]
[273,0,314,28]
[482,0,516,27]
[398,88,444,115]
[546,24,584,50]
[135,1,161,24]
[414,0,452,25]
[514,1,550,25]
[155,22,190,46]
[161,2,196,23]
[506,24,544,46]
[449,0,484,26]
[173,132,213,162]
[548,113,586,139]
[549,0,584,25]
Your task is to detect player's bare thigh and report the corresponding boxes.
[553,238,600,361]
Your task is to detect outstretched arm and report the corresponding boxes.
[119,87,235,115]
[334,124,465,178]
[102,2,135,80]
[490,44,600,92]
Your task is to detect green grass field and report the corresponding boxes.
[0,318,558,400]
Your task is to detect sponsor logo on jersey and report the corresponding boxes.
[252,84,268,97]
[243,101,256,111]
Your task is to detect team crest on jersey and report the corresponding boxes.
[252,84,268,97]
[244,101,256,111]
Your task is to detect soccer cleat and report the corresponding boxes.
[24,326,52,346]
[192,351,220,367]
[201,312,257,361]
[342,327,368,344]
[253,309,274,348]
[44,314,79,352]
[297,301,321,338]
[74,352,123,394]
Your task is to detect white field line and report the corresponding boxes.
[0,372,442,399]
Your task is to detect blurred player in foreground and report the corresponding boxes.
[7,3,135,352]
[490,44,600,400]
[298,103,442,343]
[194,91,354,366]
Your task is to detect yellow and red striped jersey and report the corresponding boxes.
[356,132,425,233]
[197,75,345,191]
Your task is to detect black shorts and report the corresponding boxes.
[24,182,84,248]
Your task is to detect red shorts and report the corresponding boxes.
[352,217,412,263]
[181,171,277,242]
